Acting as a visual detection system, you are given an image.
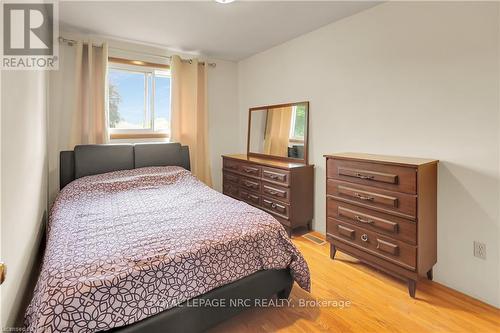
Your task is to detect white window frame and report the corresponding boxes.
[107,62,171,137]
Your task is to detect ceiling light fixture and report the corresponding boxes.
[215,0,235,4]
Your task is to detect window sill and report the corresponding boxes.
[109,132,169,140]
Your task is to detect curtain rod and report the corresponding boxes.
[58,37,216,67]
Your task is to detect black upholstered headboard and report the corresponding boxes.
[60,143,190,189]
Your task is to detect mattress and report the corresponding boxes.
[25,166,310,332]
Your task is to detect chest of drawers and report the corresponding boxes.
[222,154,314,237]
[325,153,438,297]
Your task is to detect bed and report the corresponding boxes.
[25,143,310,333]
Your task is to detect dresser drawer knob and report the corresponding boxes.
[271,203,277,209]
[354,192,374,201]
[361,234,369,242]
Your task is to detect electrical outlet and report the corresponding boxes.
[473,241,486,260]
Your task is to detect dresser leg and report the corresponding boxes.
[330,244,336,259]
[408,280,417,298]
[426,268,433,281]
[307,221,312,231]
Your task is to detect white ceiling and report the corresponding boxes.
[60,1,380,61]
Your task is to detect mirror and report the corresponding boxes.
[247,101,309,164]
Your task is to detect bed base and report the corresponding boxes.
[107,269,293,333]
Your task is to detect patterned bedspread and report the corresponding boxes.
[25,166,310,332]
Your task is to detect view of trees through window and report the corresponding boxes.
[108,83,121,128]
[292,104,306,139]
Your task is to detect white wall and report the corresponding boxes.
[47,42,77,203]
[498,2,500,311]
[1,70,48,327]
[238,2,500,307]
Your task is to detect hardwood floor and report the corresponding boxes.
[210,232,500,333]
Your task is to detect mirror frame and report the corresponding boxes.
[247,101,309,165]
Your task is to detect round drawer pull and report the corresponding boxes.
[361,234,369,242]
[271,203,277,209]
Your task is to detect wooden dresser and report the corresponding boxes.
[325,153,438,297]
[222,154,314,237]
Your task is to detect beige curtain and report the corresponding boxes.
[171,55,212,186]
[70,41,109,147]
[264,107,293,156]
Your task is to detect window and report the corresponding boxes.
[108,59,171,138]
[289,104,306,142]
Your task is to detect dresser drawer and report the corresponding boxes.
[327,179,416,219]
[223,183,239,198]
[327,158,417,194]
[240,189,261,206]
[262,197,289,219]
[327,218,416,270]
[239,163,261,178]
[262,167,290,186]
[327,198,416,245]
[223,171,239,184]
[262,182,290,203]
[223,159,241,172]
[240,176,261,192]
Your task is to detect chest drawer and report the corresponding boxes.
[240,176,261,192]
[262,197,289,219]
[223,183,239,198]
[262,167,290,186]
[327,179,416,219]
[223,159,241,172]
[240,189,261,206]
[327,158,417,194]
[239,163,261,178]
[223,171,239,184]
[262,182,290,203]
[327,218,416,270]
[327,198,416,245]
